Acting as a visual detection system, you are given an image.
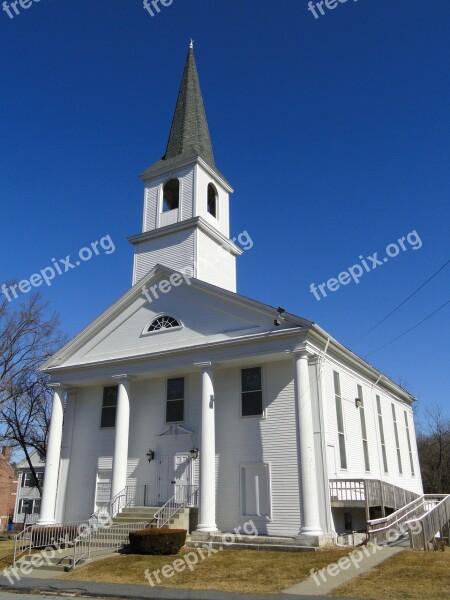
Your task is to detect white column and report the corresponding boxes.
[293,351,323,536]
[55,389,77,523]
[38,385,65,524]
[195,362,217,532]
[111,376,131,499]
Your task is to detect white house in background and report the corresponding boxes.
[13,451,45,525]
[39,45,423,546]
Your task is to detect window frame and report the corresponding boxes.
[207,183,218,219]
[239,462,272,520]
[392,403,403,475]
[376,395,389,474]
[404,411,415,476]
[333,371,347,471]
[165,377,186,424]
[357,385,370,472]
[100,386,118,430]
[142,314,182,337]
[162,178,180,213]
[240,366,265,419]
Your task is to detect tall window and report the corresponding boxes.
[166,378,185,423]
[404,411,415,476]
[163,179,180,212]
[334,371,347,469]
[357,385,370,472]
[241,367,263,417]
[101,386,118,428]
[376,396,388,473]
[207,183,217,218]
[392,404,403,474]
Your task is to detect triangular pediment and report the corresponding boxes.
[42,265,310,371]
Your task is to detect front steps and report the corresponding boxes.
[186,533,317,552]
[113,506,191,530]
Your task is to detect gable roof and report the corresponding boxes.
[41,265,310,371]
[41,265,415,404]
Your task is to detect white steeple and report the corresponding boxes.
[129,45,241,292]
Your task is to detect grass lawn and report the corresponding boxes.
[330,548,450,600]
[0,539,14,570]
[61,547,352,594]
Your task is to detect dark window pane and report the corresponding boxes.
[101,407,116,428]
[242,391,263,417]
[166,399,184,423]
[103,386,118,408]
[336,396,344,433]
[339,434,347,469]
[167,378,184,400]
[242,368,261,393]
[333,371,341,396]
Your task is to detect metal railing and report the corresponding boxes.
[71,520,147,569]
[408,494,450,550]
[154,484,198,529]
[13,520,90,567]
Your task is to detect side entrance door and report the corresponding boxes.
[158,454,191,505]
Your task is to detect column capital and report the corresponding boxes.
[287,346,318,361]
[111,374,134,383]
[193,361,219,371]
[48,382,66,390]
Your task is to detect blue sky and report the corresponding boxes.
[0,0,448,421]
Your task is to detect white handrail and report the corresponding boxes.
[155,484,198,529]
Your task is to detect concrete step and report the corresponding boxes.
[208,534,302,546]
[112,516,152,523]
[185,541,316,552]
[119,506,159,513]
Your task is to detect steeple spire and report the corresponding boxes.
[163,44,215,167]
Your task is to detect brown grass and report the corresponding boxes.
[329,547,450,600]
[61,547,351,594]
[0,540,14,570]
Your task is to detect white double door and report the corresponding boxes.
[158,453,191,505]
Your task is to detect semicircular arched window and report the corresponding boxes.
[147,315,181,333]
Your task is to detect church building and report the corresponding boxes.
[40,45,423,547]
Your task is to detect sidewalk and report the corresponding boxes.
[282,546,404,596]
[0,575,365,600]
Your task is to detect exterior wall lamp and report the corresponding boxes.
[146,449,155,463]
[190,447,199,460]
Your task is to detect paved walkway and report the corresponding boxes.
[0,576,364,600]
[282,545,404,596]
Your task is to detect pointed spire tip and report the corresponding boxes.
[189,38,194,50]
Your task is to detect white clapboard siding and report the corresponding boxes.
[133,229,195,284]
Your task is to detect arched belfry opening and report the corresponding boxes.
[207,183,217,218]
[163,179,180,212]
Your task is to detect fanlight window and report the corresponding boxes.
[147,315,181,333]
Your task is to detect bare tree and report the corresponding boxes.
[0,290,65,491]
[417,405,450,494]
